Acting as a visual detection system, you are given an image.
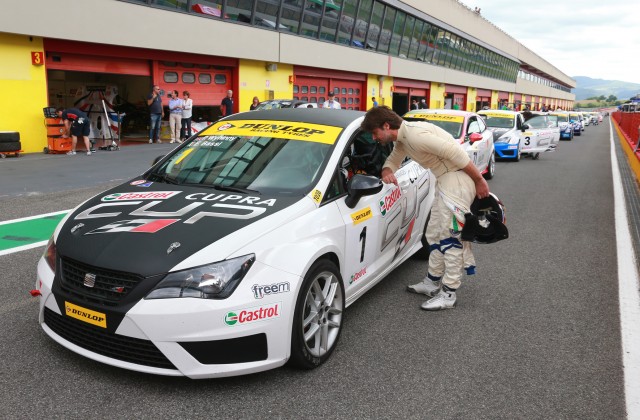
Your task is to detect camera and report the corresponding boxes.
[167,92,172,98]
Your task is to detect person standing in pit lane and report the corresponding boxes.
[168,90,183,144]
[56,107,93,156]
[360,106,490,311]
[180,91,193,142]
[221,90,234,117]
[146,85,164,144]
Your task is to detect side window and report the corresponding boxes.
[322,131,390,203]
[468,117,481,134]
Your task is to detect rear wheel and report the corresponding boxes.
[532,152,540,160]
[483,152,495,179]
[289,259,344,369]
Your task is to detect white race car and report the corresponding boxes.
[36,109,436,378]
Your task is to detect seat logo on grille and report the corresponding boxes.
[83,273,97,288]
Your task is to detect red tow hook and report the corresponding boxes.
[29,289,42,297]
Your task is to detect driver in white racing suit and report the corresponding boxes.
[360,106,490,310]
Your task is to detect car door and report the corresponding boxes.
[521,115,553,153]
[330,132,430,296]
[466,116,490,171]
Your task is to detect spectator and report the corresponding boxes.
[372,96,379,107]
[411,99,419,110]
[250,96,260,110]
[146,85,164,143]
[453,102,460,110]
[419,99,427,109]
[323,92,341,109]
[56,107,93,156]
[168,90,183,144]
[180,91,193,142]
[221,90,234,117]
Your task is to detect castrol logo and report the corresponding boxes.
[379,187,402,216]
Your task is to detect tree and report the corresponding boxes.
[607,95,617,103]
[598,95,606,101]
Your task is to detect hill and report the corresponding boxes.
[573,76,640,101]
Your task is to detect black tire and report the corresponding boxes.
[483,152,495,179]
[289,259,345,369]
[532,152,540,160]
[43,147,49,154]
[515,144,521,162]
[0,142,21,152]
[0,132,19,143]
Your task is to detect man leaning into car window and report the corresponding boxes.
[361,106,490,311]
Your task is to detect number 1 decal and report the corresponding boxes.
[359,226,367,262]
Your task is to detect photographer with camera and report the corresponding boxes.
[146,85,164,144]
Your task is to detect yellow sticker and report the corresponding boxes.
[200,120,342,144]
[65,301,107,328]
[174,147,194,165]
[408,113,464,123]
[311,189,323,203]
[351,207,372,225]
[480,112,513,118]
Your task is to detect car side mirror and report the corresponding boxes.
[468,132,483,144]
[521,123,531,131]
[345,174,383,208]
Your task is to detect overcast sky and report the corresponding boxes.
[459,0,640,84]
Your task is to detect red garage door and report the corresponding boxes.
[294,67,365,110]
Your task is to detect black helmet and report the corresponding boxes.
[461,193,508,244]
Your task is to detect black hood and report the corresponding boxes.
[489,128,509,141]
[56,182,298,277]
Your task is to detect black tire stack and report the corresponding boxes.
[0,132,21,153]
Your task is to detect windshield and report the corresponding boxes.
[479,114,515,129]
[255,101,293,110]
[404,116,463,139]
[147,120,340,194]
[551,113,569,123]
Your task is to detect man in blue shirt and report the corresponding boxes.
[221,90,234,117]
[168,90,183,144]
[146,85,164,143]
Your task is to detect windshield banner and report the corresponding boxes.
[201,120,343,144]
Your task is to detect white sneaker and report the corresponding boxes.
[157,140,162,144]
[407,279,441,296]
[149,139,153,144]
[169,140,175,144]
[66,151,76,155]
[421,289,456,311]
[86,151,92,156]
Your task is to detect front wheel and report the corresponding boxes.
[289,259,345,369]
[515,145,521,162]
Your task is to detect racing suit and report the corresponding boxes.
[383,121,476,290]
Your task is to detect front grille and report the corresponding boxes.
[44,307,176,370]
[60,257,143,304]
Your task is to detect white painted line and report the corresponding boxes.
[0,210,69,226]
[610,119,640,419]
[0,240,48,256]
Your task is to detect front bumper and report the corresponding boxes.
[494,143,519,159]
[36,257,299,378]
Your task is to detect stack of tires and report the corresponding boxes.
[0,132,21,156]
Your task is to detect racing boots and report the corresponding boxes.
[421,288,457,311]
[406,278,441,297]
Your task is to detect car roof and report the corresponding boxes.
[223,108,365,128]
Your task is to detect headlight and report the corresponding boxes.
[43,236,56,272]
[496,135,514,144]
[146,254,255,300]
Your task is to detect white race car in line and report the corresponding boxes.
[36,108,436,378]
